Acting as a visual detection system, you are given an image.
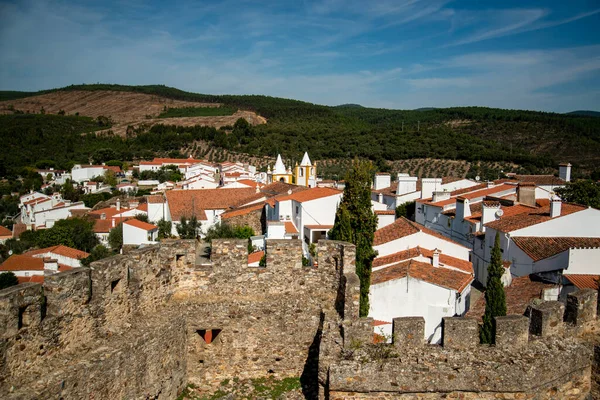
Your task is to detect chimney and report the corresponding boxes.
[481,201,501,232]
[43,257,59,273]
[516,182,536,207]
[378,192,383,203]
[100,213,106,220]
[432,191,450,203]
[487,181,494,188]
[455,197,471,222]
[432,248,441,268]
[550,194,562,218]
[112,218,116,228]
[397,174,418,196]
[421,178,442,199]
[373,173,391,191]
[558,163,572,182]
[116,199,121,211]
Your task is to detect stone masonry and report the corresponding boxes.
[0,238,599,399]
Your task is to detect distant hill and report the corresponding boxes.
[566,110,600,118]
[413,107,437,111]
[1,84,600,178]
[335,104,364,109]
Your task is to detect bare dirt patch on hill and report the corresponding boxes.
[0,90,266,135]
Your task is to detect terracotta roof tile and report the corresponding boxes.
[371,259,473,292]
[89,207,129,219]
[221,202,265,219]
[24,245,89,260]
[136,203,148,212]
[284,221,298,234]
[94,219,116,233]
[374,217,420,246]
[123,219,158,231]
[0,225,11,237]
[147,195,166,204]
[373,247,472,273]
[165,188,256,221]
[248,251,265,265]
[422,184,516,207]
[485,202,586,232]
[467,276,556,320]
[514,175,565,186]
[1,255,72,272]
[18,275,45,284]
[565,274,600,290]
[372,320,391,326]
[304,224,333,230]
[512,237,600,261]
[276,187,342,203]
[375,210,395,215]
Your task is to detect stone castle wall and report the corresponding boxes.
[320,289,600,399]
[0,237,599,400]
[0,238,355,399]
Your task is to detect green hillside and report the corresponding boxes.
[1,84,600,178]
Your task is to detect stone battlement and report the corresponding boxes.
[0,238,599,399]
[320,288,599,399]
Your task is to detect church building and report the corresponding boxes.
[267,152,317,187]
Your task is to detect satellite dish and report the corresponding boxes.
[475,176,480,182]
[495,209,504,218]
[8,250,13,256]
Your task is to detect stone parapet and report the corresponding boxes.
[530,301,565,337]
[495,314,529,349]
[565,288,598,327]
[392,316,425,348]
[442,317,479,349]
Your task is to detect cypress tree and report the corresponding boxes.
[480,232,507,344]
[330,160,377,317]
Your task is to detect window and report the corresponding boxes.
[296,206,299,214]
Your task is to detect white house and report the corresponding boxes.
[23,245,89,268]
[117,182,138,193]
[369,246,473,344]
[265,187,342,252]
[122,219,159,246]
[0,244,88,283]
[373,217,471,260]
[71,164,122,183]
[372,173,480,211]
[139,157,206,174]
[472,195,600,285]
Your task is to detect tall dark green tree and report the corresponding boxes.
[177,216,200,239]
[330,159,378,317]
[555,180,600,209]
[481,232,507,344]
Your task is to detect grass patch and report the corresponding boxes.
[177,376,302,399]
[158,106,236,118]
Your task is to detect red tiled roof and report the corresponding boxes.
[284,221,298,234]
[136,203,148,212]
[248,251,265,265]
[372,320,391,326]
[24,245,89,260]
[147,194,165,204]
[94,219,117,233]
[464,203,537,223]
[371,259,473,292]
[513,175,565,186]
[221,202,265,219]
[485,202,586,232]
[423,184,516,207]
[89,207,129,220]
[18,275,45,284]
[375,210,395,215]
[165,188,256,221]
[123,219,158,231]
[12,223,27,239]
[373,247,472,273]
[276,187,342,203]
[565,274,600,290]
[374,217,468,248]
[467,276,556,320]
[512,237,600,262]
[0,225,11,237]
[304,225,333,230]
[0,255,72,272]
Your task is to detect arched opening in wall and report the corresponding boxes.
[110,279,121,294]
[197,329,222,344]
[279,178,285,183]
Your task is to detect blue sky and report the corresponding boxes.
[0,0,599,112]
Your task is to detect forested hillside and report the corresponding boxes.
[1,84,599,178]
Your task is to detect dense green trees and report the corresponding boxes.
[81,245,113,267]
[157,219,172,239]
[330,160,378,317]
[2,84,600,180]
[555,180,600,209]
[108,223,123,251]
[0,272,19,290]
[481,232,507,344]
